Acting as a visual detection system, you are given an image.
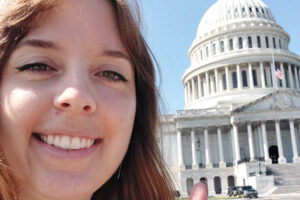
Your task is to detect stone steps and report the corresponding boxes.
[272,185,300,194]
[274,176,300,186]
[266,164,300,196]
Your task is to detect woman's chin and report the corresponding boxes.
[23,171,98,200]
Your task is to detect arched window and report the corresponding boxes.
[265,36,269,48]
[220,41,225,52]
[213,43,216,55]
[228,176,235,187]
[279,39,282,49]
[252,69,258,86]
[206,46,209,57]
[273,37,276,49]
[214,177,222,194]
[242,70,248,87]
[200,177,207,184]
[248,36,253,48]
[257,36,261,48]
[186,178,194,196]
[200,50,203,60]
[238,37,243,49]
[229,39,233,50]
[232,72,237,88]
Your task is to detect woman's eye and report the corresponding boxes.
[101,71,127,82]
[16,63,54,72]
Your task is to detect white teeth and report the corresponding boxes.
[47,135,54,145]
[60,136,70,149]
[80,138,87,148]
[70,137,81,150]
[38,134,95,150]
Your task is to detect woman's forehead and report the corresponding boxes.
[23,0,128,58]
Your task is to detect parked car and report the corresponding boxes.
[237,185,253,195]
[243,189,258,198]
[227,186,238,197]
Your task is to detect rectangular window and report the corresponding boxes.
[229,39,233,50]
[256,7,259,13]
[249,7,252,12]
[220,41,225,52]
[239,37,243,49]
[248,36,253,48]
[206,46,209,57]
[213,43,216,55]
[242,7,245,12]
[265,36,269,48]
[273,37,276,49]
[257,36,261,48]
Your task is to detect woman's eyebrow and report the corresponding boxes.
[15,39,131,62]
[102,49,131,62]
[16,39,60,50]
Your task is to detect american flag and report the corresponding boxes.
[275,69,283,80]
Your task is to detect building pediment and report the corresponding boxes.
[233,89,300,114]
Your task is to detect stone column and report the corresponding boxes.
[225,66,231,91]
[187,81,191,104]
[294,66,299,89]
[237,64,242,90]
[210,75,215,94]
[232,123,241,165]
[204,128,212,168]
[275,120,287,164]
[289,119,300,163]
[191,129,199,169]
[191,78,196,101]
[197,75,202,99]
[215,68,219,93]
[261,122,272,164]
[248,63,254,89]
[298,68,300,89]
[280,62,287,88]
[220,72,224,92]
[177,128,185,169]
[260,62,266,88]
[217,127,226,168]
[205,72,210,95]
[288,63,294,89]
[247,123,255,162]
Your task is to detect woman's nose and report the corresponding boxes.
[54,87,96,114]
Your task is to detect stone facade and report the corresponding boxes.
[158,0,300,197]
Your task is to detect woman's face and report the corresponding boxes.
[0,0,136,199]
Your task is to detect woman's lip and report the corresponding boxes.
[31,134,101,160]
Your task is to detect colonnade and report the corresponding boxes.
[184,61,300,105]
[176,119,300,170]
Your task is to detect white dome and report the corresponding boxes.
[197,0,275,38]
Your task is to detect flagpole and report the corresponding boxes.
[271,49,278,90]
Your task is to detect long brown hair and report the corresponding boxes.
[0,0,174,199]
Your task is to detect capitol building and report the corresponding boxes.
[158,0,300,197]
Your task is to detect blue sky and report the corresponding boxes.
[140,0,300,114]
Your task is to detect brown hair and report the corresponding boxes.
[0,0,174,200]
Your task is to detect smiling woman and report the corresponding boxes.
[0,0,174,200]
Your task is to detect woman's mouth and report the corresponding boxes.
[33,133,98,150]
